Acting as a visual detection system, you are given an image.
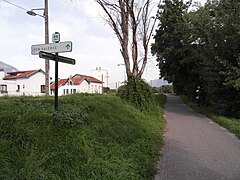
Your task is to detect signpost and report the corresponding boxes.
[39,51,75,65]
[31,41,72,55]
[32,32,75,111]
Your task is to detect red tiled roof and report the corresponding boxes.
[50,77,87,90]
[50,75,103,90]
[73,74,103,84]
[50,79,68,90]
[4,69,44,80]
[69,77,85,85]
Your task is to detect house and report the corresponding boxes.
[73,74,103,94]
[0,69,45,96]
[50,79,67,96]
[0,69,15,96]
[50,74,103,95]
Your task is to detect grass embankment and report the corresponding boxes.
[0,94,166,179]
[180,95,240,138]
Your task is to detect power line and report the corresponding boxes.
[2,0,28,11]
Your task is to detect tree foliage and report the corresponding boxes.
[117,77,153,110]
[152,0,240,118]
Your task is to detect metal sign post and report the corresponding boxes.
[39,51,75,65]
[55,53,59,110]
[39,51,75,111]
[33,33,75,111]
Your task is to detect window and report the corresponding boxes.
[41,85,45,93]
[0,85,7,93]
[66,89,69,94]
[67,81,72,86]
[95,85,98,93]
[16,85,20,92]
[63,89,65,95]
[73,89,76,94]
[51,89,54,95]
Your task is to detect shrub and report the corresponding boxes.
[117,77,153,110]
[161,85,173,93]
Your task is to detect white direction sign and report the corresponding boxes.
[31,41,72,55]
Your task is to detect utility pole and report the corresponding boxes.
[44,0,50,95]
[2,0,50,95]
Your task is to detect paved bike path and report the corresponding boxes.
[155,95,240,180]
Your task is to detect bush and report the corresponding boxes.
[161,85,173,94]
[117,77,153,110]
[103,87,110,93]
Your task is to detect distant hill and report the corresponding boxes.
[0,61,18,72]
[149,79,170,87]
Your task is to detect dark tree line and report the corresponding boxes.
[152,0,240,118]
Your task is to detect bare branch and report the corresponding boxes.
[96,0,160,79]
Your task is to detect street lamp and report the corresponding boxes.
[27,8,44,17]
[27,1,50,95]
[117,63,126,83]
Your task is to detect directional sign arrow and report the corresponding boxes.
[39,51,76,65]
[65,44,71,49]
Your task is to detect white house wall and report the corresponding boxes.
[57,86,65,96]
[0,80,16,96]
[15,72,45,96]
[89,82,103,94]
[78,80,89,93]
[62,84,78,95]
[53,80,103,96]
[61,80,89,95]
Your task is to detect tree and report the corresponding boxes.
[70,0,159,109]
[151,0,195,95]
[207,0,240,116]
[96,0,159,80]
[213,0,240,90]
[152,0,240,117]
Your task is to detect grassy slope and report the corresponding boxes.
[180,95,240,138]
[0,94,166,179]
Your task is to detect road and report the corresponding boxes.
[155,95,240,180]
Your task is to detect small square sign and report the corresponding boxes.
[52,32,60,43]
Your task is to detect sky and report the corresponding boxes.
[0,0,207,88]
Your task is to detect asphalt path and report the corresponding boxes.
[155,95,240,180]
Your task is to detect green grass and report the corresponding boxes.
[180,95,240,138]
[0,93,166,179]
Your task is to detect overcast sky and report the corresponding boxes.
[0,0,206,88]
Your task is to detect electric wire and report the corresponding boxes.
[2,0,28,11]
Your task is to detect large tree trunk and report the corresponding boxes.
[96,0,159,80]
